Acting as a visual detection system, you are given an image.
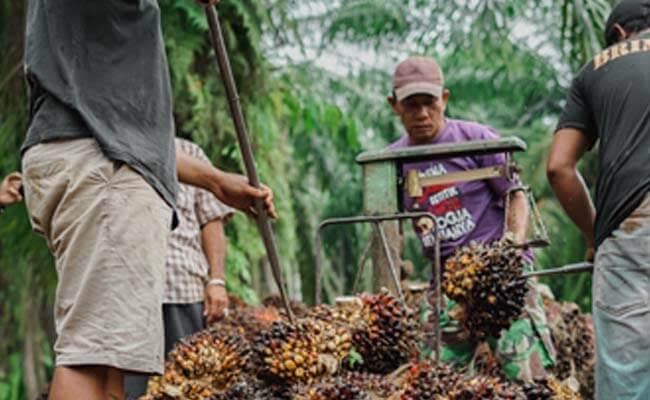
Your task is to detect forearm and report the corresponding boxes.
[177,148,222,195]
[201,219,227,280]
[506,189,529,243]
[548,167,596,246]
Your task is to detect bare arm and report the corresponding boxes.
[506,189,529,243]
[176,148,277,218]
[201,218,229,324]
[547,128,596,251]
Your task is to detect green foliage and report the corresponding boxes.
[347,348,364,368]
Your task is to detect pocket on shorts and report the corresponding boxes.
[594,237,650,317]
[22,148,67,237]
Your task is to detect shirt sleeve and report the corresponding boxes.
[195,186,235,227]
[476,126,521,198]
[555,72,597,141]
[182,141,236,226]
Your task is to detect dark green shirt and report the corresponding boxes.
[556,33,650,247]
[23,0,178,214]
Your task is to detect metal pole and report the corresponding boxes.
[204,5,294,323]
[374,222,406,306]
[433,226,441,364]
[352,237,374,294]
[314,212,438,302]
[522,262,594,278]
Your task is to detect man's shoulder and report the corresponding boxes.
[445,119,500,141]
[387,135,410,149]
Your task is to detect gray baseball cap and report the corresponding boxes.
[392,57,444,101]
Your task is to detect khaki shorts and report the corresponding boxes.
[22,138,172,374]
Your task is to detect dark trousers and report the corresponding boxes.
[124,302,205,400]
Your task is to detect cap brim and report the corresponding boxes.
[394,82,443,101]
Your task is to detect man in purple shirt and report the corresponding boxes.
[387,57,555,382]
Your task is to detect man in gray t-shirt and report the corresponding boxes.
[549,1,650,397]
[22,1,276,399]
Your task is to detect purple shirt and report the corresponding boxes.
[389,119,518,262]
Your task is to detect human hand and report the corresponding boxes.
[0,172,23,207]
[211,171,277,219]
[204,284,229,325]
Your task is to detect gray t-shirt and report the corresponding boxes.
[23,0,178,215]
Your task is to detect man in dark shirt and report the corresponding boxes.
[22,1,276,399]
[548,1,650,398]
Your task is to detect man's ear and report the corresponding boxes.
[387,95,400,115]
[439,89,451,112]
[442,89,451,103]
[614,23,629,42]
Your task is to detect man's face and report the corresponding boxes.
[389,91,450,145]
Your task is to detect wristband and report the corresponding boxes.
[206,278,226,287]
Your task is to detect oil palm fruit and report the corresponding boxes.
[253,319,324,384]
[521,378,554,400]
[546,300,594,399]
[443,237,528,339]
[450,374,526,400]
[339,371,398,398]
[143,327,250,399]
[351,289,421,373]
[306,378,371,400]
[400,361,462,400]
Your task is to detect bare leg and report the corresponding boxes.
[49,366,107,400]
[105,368,125,400]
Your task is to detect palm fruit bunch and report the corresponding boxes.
[521,377,583,400]
[143,328,250,399]
[521,378,554,400]
[306,301,362,327]
[143,368,217,400]
[223,305,282,341]
[403,282,430,312]
[351,289,421,373]
[338,371,399,398]
[572,315,595,400]
[545,300,595,399]
[470,342,504,379]
[546,301,576,380]
[211,376,292,400]
[443,237,528,339]
[168,328,249,387]
[450,375,526,400]
[253,319,332,384]
[263,294,310,318]
[400,361,462,400]
[302,378,371,400]
[314,320,354,362]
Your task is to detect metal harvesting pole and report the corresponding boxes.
[204,5,295,323]
[522,262,594,278]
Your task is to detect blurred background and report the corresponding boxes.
[0,0,613,398]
